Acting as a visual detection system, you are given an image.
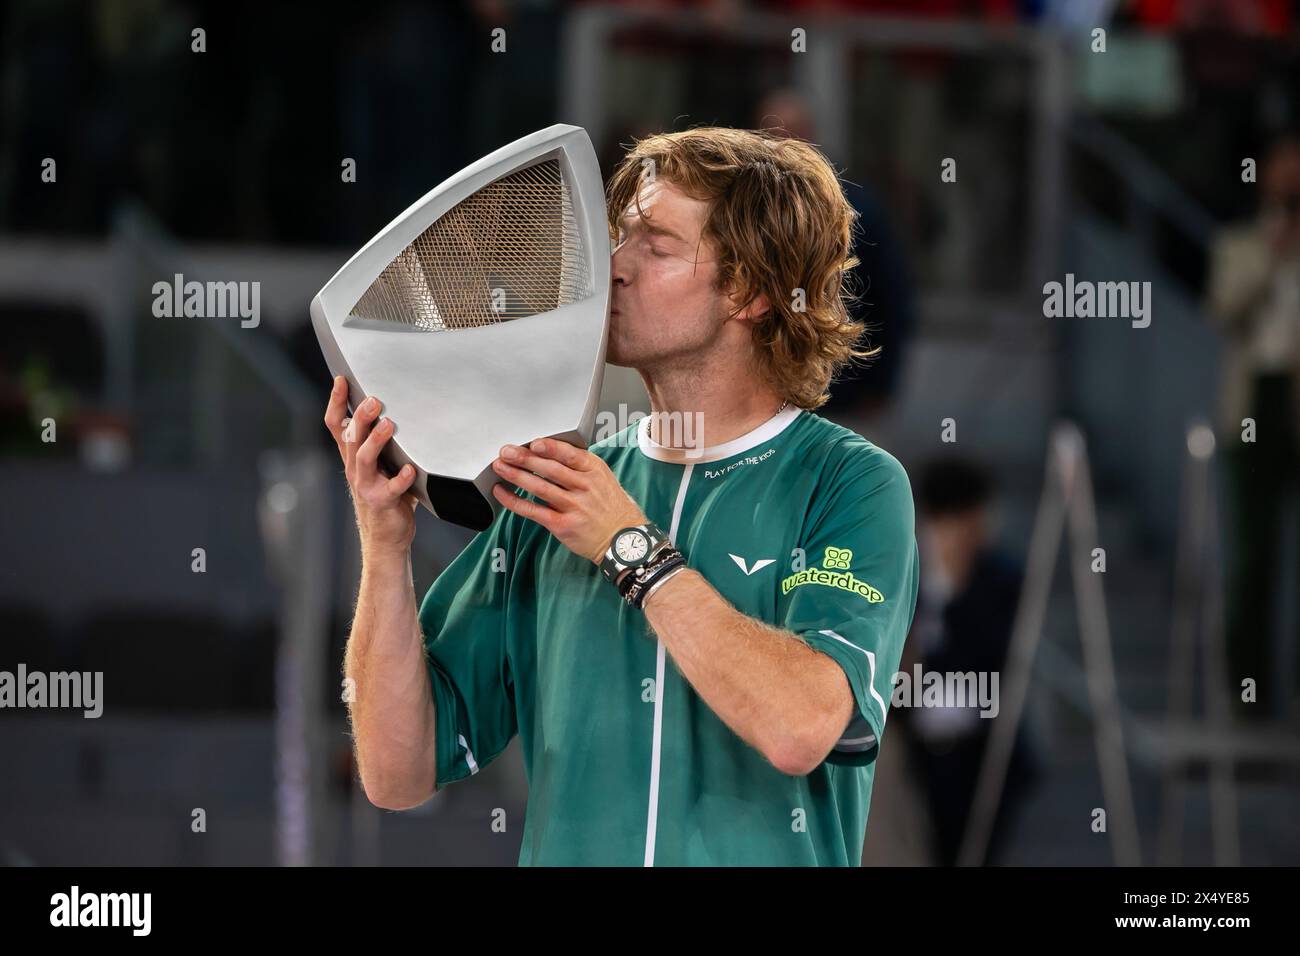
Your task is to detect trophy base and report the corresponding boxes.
[425,473,495,532]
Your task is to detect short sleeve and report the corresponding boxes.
[418,506,520,790]
[778,445,919,768]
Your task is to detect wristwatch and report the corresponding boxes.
[599,521,673,589]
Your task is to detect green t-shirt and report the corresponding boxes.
[418,404,919,865]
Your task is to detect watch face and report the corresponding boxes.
[614,530,650,563]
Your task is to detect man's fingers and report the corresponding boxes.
[323,376,349,450]
[386,462,418,497]
[341,417,358,474]
[526,437,592,471]
[492,481,556,529]
[352,395,385,432]
[497,444,585,491]
[343,395,384,475]
[491,458,572,509]
[357,416,394,474]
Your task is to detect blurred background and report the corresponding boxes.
[2,0,1299,866]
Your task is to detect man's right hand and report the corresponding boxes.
[324,375,420,555]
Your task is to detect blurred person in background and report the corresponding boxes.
[753,88,915,433]
[902,456,1038,865]
[1208,133,1300,721]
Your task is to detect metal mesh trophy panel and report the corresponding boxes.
[350,158,591,329]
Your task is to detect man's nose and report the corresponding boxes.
[611,244,631,286]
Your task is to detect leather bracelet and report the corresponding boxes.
[617,544,681,600]
[625,552,687,609]
[637,561,689,610]
[625,555,684,608]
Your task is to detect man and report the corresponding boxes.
[1208,133,1300,719]
[903,456,1037,865]
[326,127,920,865]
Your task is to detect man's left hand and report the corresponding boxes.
[491,438,649,564]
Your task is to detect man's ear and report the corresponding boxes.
[727,288,772,325]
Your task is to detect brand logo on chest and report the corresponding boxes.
[729,554,775,576]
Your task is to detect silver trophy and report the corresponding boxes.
[311,125,611,530]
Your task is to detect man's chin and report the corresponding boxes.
[607,346,657,371]
[605,333,637,369]
[607,326,678,371]
[606,344,643,368]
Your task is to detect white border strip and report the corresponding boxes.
[818,628,889,729]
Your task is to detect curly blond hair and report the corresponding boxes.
[606,127,878,410]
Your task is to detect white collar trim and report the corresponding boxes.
[636,403,803,464]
